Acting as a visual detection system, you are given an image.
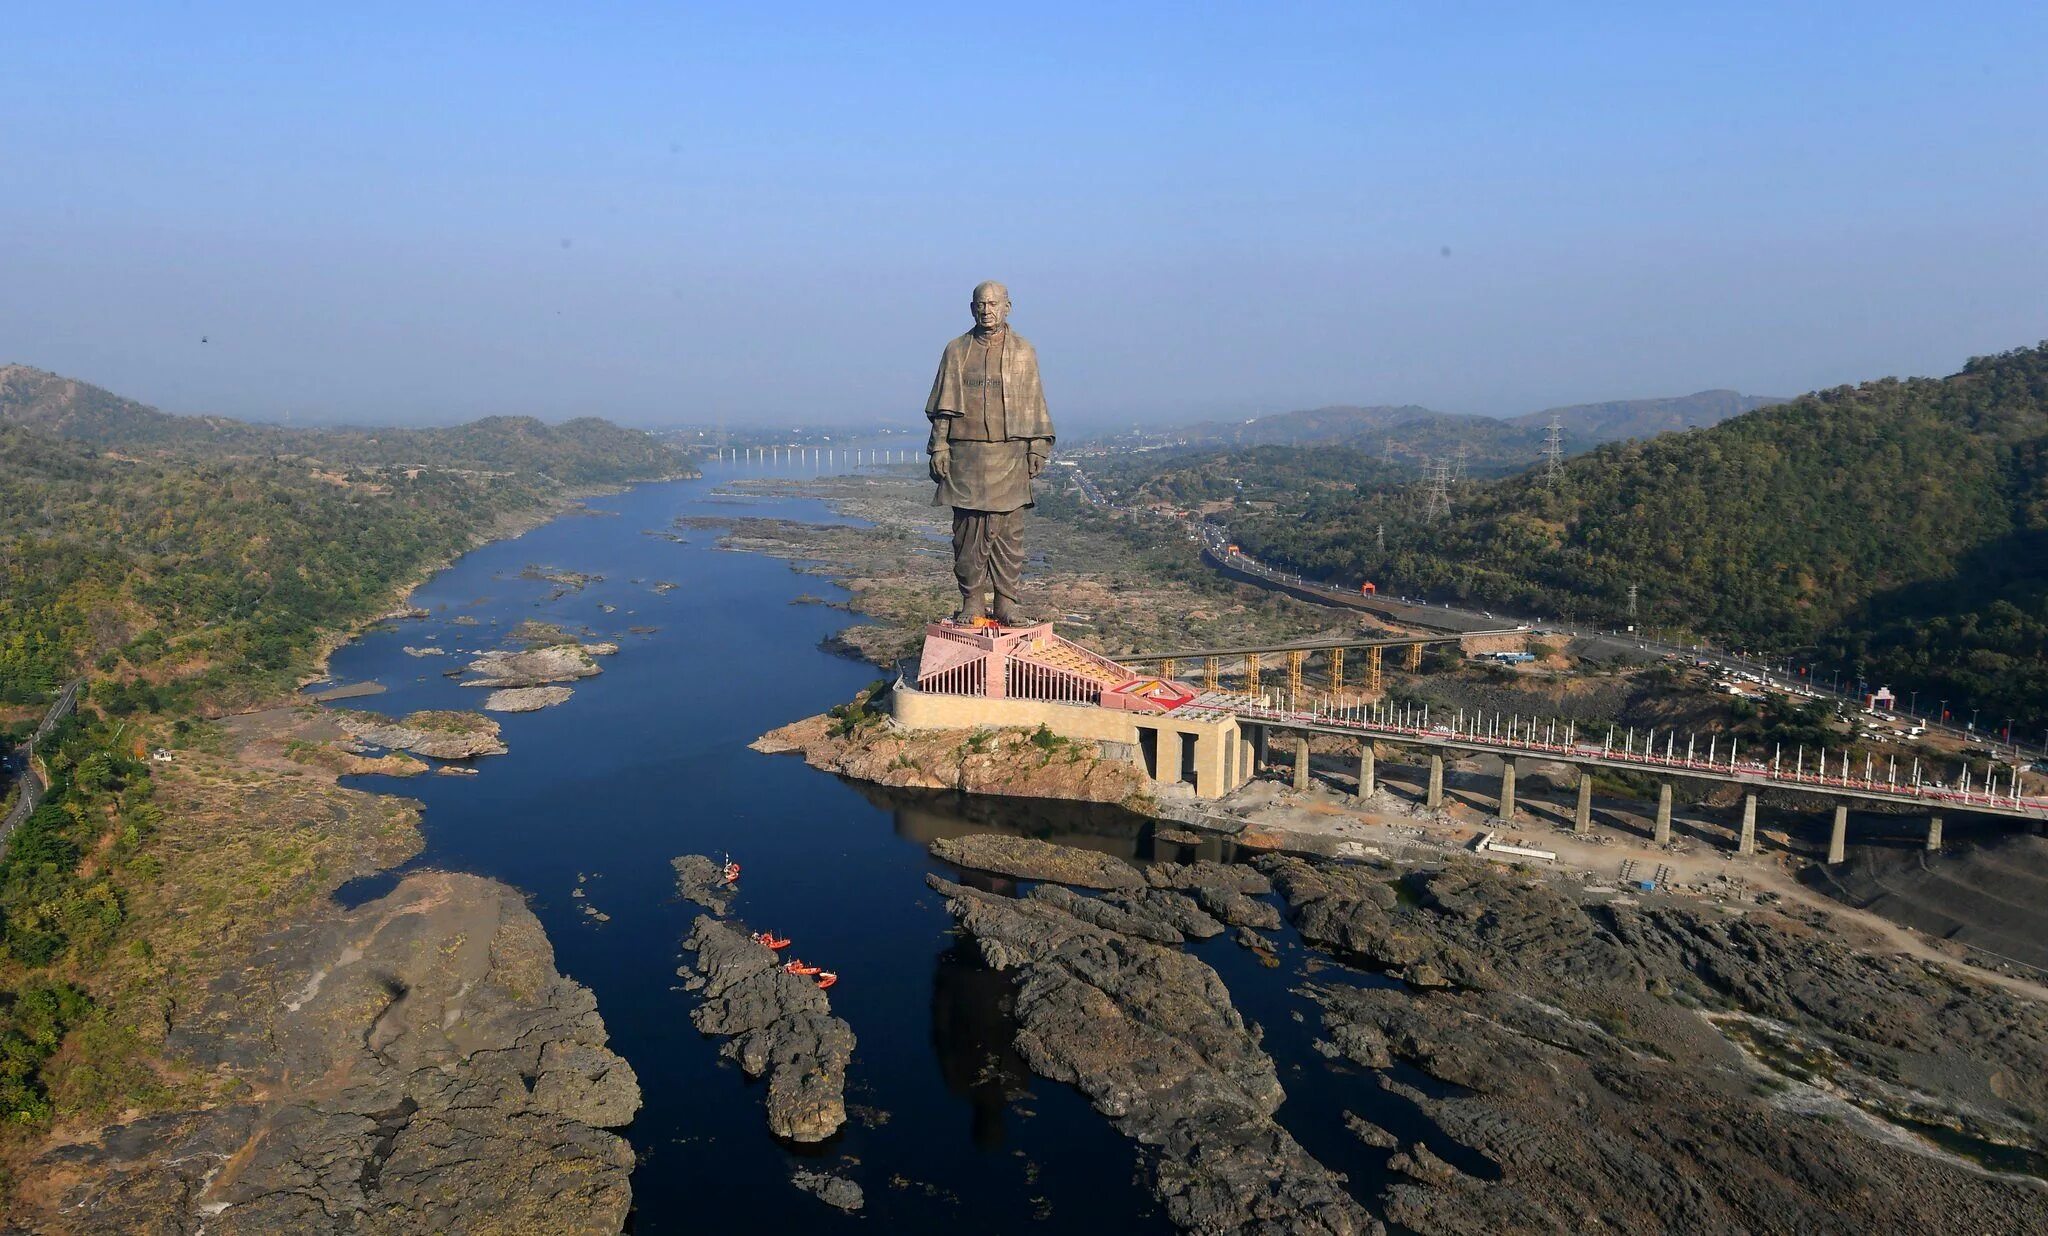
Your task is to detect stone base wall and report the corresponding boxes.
[892,683,1247,799]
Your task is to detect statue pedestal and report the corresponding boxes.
[910,621,1192,712]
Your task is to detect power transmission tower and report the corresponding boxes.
[1422,457,1453,522]
[1541,415,1564,484]
[1627,582,1639,621]
[1375,521,1385,554]
[1382,437,1395,466]
[1451,444,1468,483]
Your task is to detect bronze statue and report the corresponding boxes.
[924,280,1055,625]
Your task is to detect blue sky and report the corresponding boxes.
[3,2,2043,427]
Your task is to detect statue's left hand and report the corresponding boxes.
[1028,451,1047,479]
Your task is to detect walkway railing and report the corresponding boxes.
[1204,694,2048,820]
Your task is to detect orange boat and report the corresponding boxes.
[751,931,791,951]
[782,959,822,977]
[721,860,742,885]
[815,971,839,990]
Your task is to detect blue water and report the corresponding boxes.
[314,461,1432,1231]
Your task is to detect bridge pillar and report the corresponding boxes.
[1246,653,1261,697]
[1250,725,1267,773]
[1926,814,1943,853]
[1737,793,1758,855]
[1497,761,1516,821]
[1366,646,1382,692]
[1286,649,1305,701]
[1160,658,1177,681]
[1205,656,1220,692]
[1426,752,1444,810]
[1330,647,1344,690]
[1356,742,1375,799]
[1827,803,1848,865]
[1404,642,1423,672]
[1654,782,1673,846]
[1293,735,1311,791]
[1575,771,1594,835]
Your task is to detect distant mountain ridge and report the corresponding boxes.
[1131,389,1780,473]
[0,363,684,486]
[1223,343,2048,731]
[1508,389,1782,440]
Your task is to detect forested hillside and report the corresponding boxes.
[0,370,689,707]
[0,364,679,485]
[1217,345,2048,730]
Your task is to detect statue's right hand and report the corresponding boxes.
[929,450,950,483]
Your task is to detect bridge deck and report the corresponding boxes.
[1186,695,2048,822]
[1122,627,1525,663]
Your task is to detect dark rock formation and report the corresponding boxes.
[35,872,640,1234]
[1102,887,1227,939]
[1262,853,2048,1235]
[791,1168,865,1211]
[929,873,1375,1235]
[1146,860,1274,897]
[671,857,855,1147]
[671,853,737,913]
[929,833,1146,890]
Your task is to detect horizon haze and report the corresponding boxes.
[4,2,2044,428]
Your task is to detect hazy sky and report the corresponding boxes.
[4,3,2044,429]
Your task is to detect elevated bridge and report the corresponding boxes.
[1179,691,2047,860]
[1116,629,1525,696]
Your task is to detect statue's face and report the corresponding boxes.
[971,287,1010,331]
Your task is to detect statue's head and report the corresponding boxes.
[971,281,1011,332]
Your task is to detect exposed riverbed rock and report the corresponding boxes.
[462,643,605,688]
[1261,853,2048,1234]
[34,872,641,1234]
[483,685,576,713]
[929,872,1374,1235]
[791,1168,865,1211]
[333,708,508,760]
[671,853,738,913]
[930,833,1147,890]
[753,712,1151,810]
[679,915,855,1142]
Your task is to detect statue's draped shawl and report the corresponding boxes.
[925,330,1054,441]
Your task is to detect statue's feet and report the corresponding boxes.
[992,603,1027,627]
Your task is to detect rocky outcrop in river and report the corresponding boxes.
[931,832,1147,890]
[1258,853,2048,1234]
[928,862,1374,1235]
[673,854,854,1143]
[35,872,641,1234]
[483,685,575,712]
[333,708,508,759]
[753,709,1151,809]
[462,643,607,688]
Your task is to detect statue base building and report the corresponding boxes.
[892,621,1253,799]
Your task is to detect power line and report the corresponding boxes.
[1542,414,1564,484]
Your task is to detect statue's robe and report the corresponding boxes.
[924,326,1056,617]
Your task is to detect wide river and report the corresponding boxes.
[317,461,1449,1231]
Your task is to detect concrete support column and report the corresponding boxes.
[1653,782,1673,846]
[1737,792,1758,855]
[1926,814,1943,852]
[1575,771,1594,835]
[1357,742,1376,799]
[1426,752,1444,809]
[1293,736,1311,791]
[1251,726,1267,772]
[1827,804,1848,864]
[1498,761,1517,821]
